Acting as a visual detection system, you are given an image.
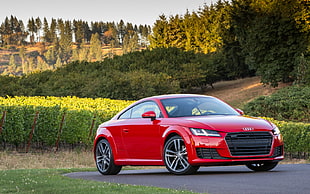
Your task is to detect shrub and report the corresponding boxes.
[264,117,310,158]
[243,86,310,122]
[0,96,133,150]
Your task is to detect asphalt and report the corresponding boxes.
[65,164,310,194]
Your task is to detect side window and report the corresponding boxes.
[131,101,161,119]
[118,108,132,119]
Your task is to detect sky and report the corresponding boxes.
[0,0,214,26]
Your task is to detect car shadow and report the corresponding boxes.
[118,166,282,176]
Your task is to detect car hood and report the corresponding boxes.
[173,115,274,132]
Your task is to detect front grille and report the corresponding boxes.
[196,148,224,159]
[225,132,273,156]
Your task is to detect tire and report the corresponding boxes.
[164,135,199,175]
[95,139,122,175]
[246,161,279,172]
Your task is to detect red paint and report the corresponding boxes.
[94,94,284,168]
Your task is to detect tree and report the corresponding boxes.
[35,17,42,42]
[230,0,310,86]
[37,56,50,71]
[149,15,169,48]
[90,33,102,61]
[73,20,84,44]
[117,20,126,44]
[139,24,151,47]
[50,18,58,43]
[42,17,51,43]
[0,16,27,45]
[58,20,73,63]
[122,31,139,54]
[44,46,57,65]
[27,17,37,44]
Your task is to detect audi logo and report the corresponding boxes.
[243,127,254,131]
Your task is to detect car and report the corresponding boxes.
[94,94,284,175]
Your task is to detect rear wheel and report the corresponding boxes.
[164,135,199,175]
[95,139,122,175]
[246,161,279,171]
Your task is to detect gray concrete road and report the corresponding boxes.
[65,164,310,194]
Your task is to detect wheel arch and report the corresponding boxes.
[162,126,196,162]
[93,129,119,162]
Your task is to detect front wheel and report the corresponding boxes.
[95,139,122,175]
[246,161,279,171]
[164,135,199,175]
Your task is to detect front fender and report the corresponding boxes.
[162,126,197,163]
[93,127,119,161]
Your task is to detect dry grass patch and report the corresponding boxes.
[204,77,290,108]
[0,150,307,171]
[0,150,95,170]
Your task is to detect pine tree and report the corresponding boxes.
[58,20,72,63]
[35,17,42,42]
[73,20,84,44]
[27,17,37,44]
[8,54,17,73]
[42,18,51,43]
[117,20,125,44]
[90,33,102,61]
[149,15,169,48]
[55,55,62,68]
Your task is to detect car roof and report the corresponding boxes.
[140,94,212,101]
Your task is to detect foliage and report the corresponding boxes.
[294,54,310,85]
[243,86,310,122]
[0,16,151,75]
[0,95,309,157]
[149,0,310,87]
[230,0,310,86]
[0,48,225,100]
[0,96,133,148]
[263,117,310,157]
[2,0,309,87]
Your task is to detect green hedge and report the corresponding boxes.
[264,117,310,158]
[243,86,310,122]
[0,100,309,158]
[0,106,103,149]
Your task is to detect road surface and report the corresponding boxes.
[65,164,310,194]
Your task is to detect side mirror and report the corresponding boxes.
[235,108,244,115]
[142,111,156,121]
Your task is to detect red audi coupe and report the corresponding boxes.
[94,94,284,175]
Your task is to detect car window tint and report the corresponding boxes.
[161,97,238,117]
[120,101,161,119]
[119,108,132,119]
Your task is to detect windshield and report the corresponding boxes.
[161,97,239,118]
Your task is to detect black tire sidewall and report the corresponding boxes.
[95,139,122,175]
[163,135,199,175]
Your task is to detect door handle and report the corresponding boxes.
[123,129,129,133]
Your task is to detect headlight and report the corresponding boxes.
[190,128,221,137]
[272,126,281,135]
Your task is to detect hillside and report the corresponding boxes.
[0,43,125,75]
[203,76,290,108]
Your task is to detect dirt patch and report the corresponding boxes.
[203,77,290,108]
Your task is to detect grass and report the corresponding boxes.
[0,168,196,194]
[0,150,94,170]
[0,151,197,193]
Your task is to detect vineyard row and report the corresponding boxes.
[0,97,309,159]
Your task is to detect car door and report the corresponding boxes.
[120,101,162,160]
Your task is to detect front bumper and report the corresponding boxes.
[188,132,284,166]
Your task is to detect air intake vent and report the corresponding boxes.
[225,132,272,156]
[196,148,224,159]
